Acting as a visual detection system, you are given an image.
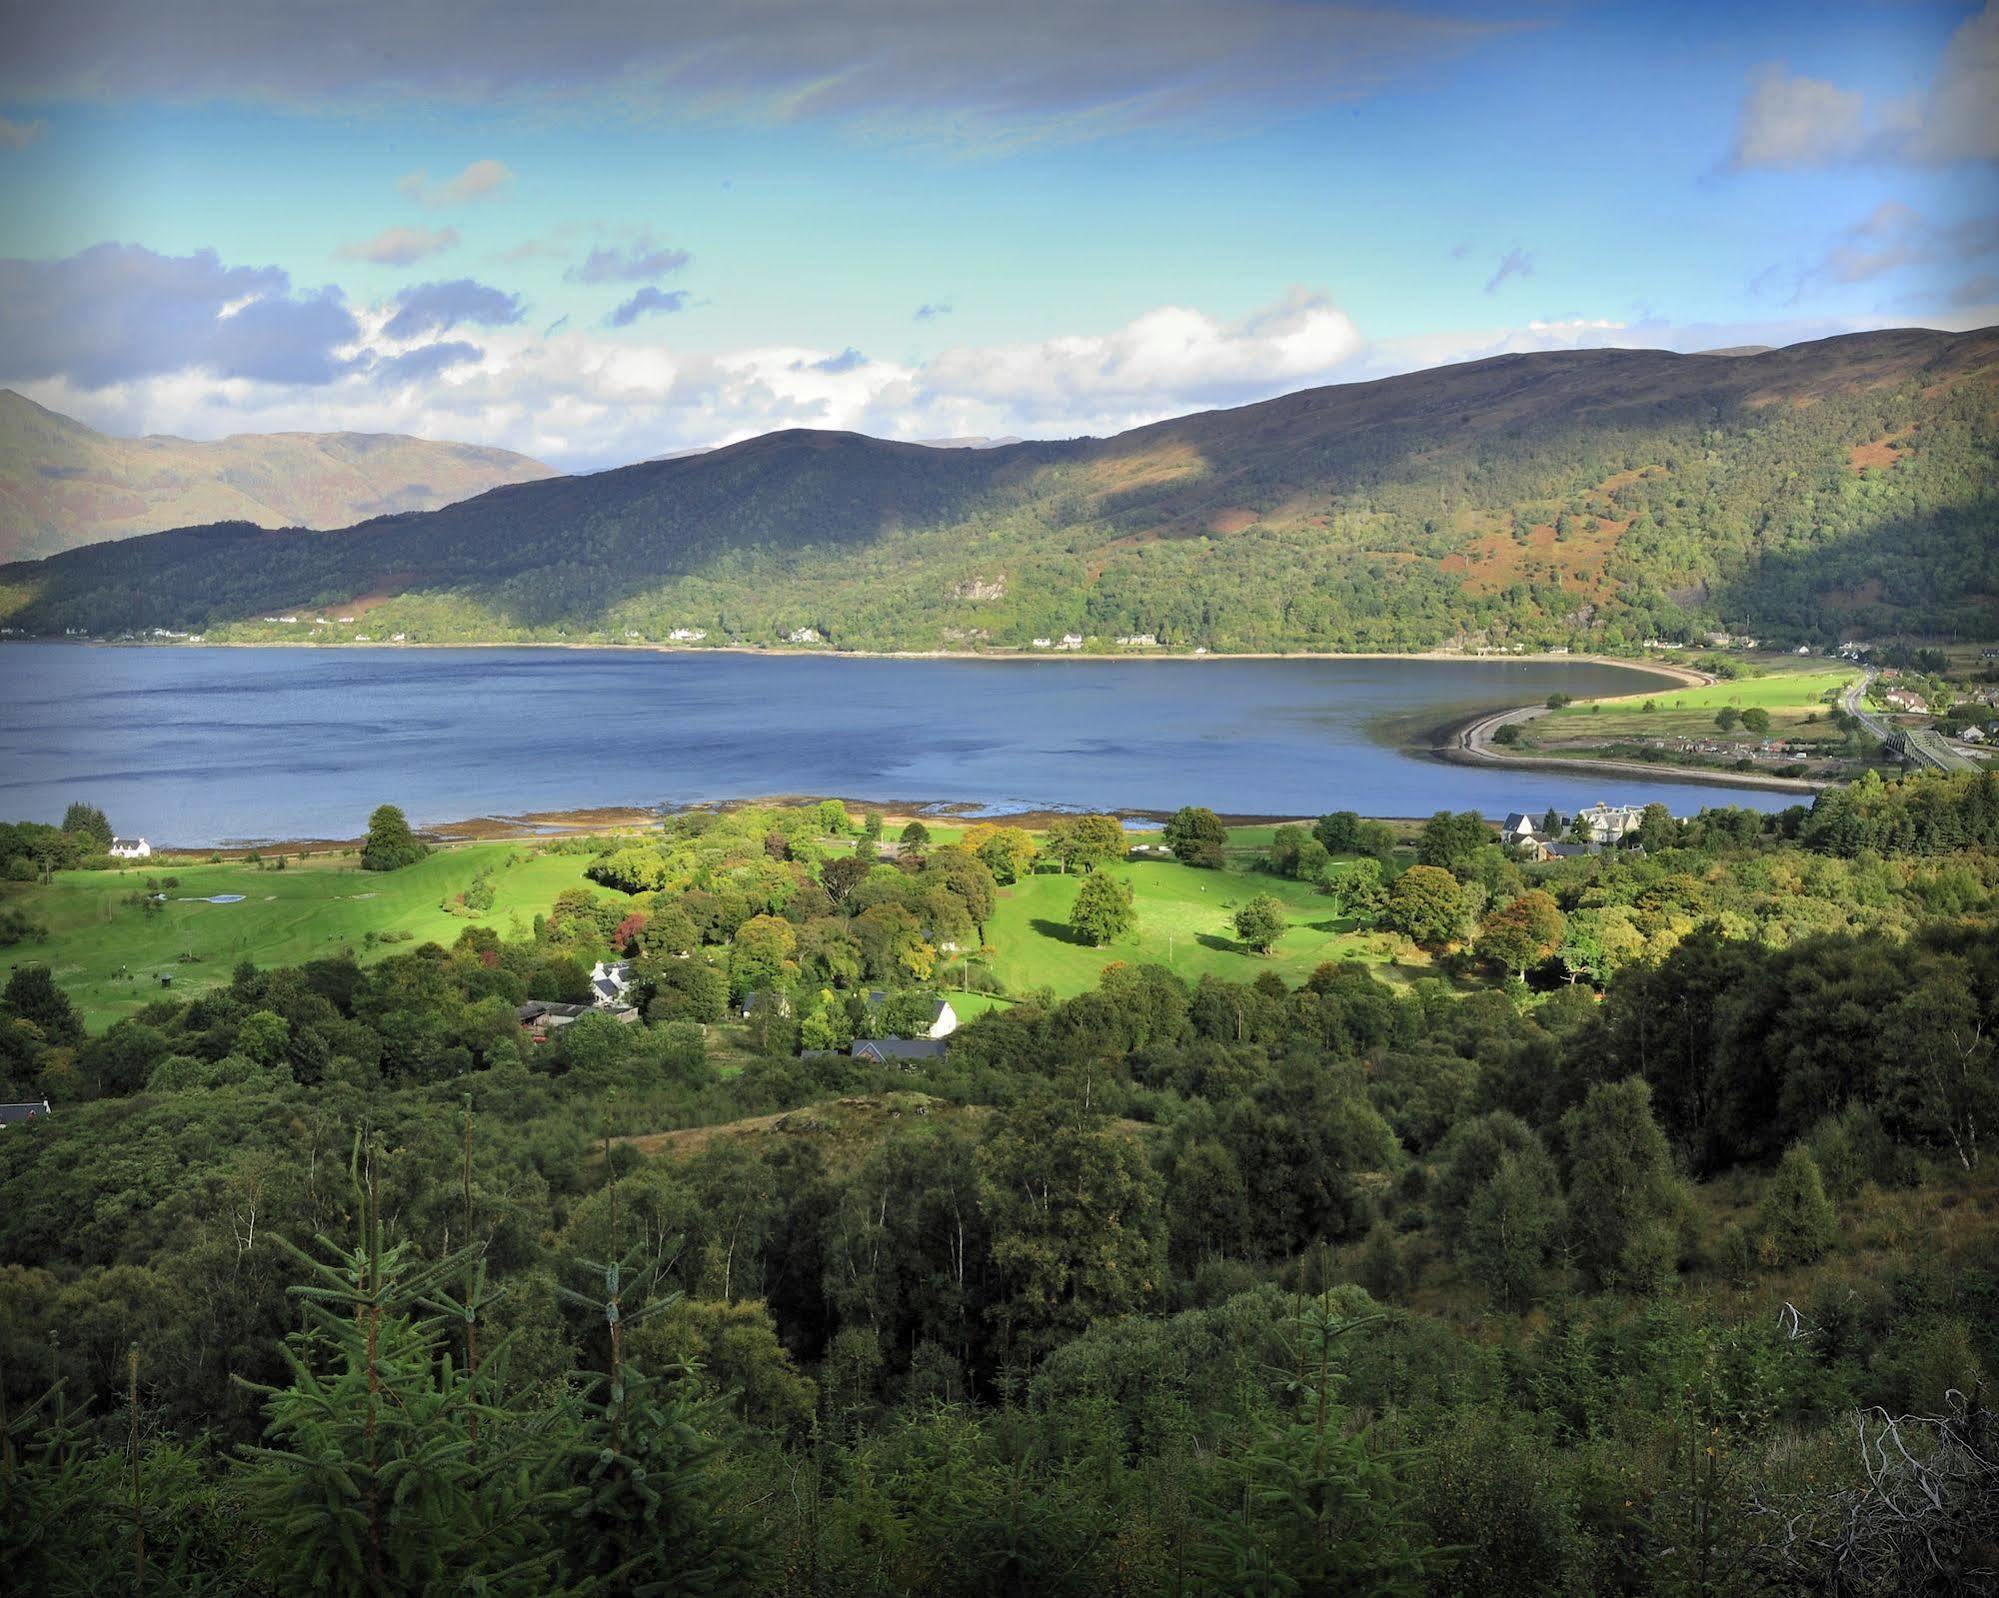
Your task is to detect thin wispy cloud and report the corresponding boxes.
[1484,248,1534,294]
[607,286,689,326]
[398,158,514,209]
[566,234,691,284]
[336,225,460,265]
[1772,202,1999,303]
[807,347,867,374]
[0,2,1518,145]
[915,302,953,321]
[0,115,46,149]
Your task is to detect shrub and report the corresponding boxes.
[1757,1145,1838,1266]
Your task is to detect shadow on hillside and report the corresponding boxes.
[1705,500,1997,641]
[1028,917,1096,947]
[20,330,1994,639]
[1195,932,1245,955]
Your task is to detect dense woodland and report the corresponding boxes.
[3,779,1996,1595]
[2,328,1994,654]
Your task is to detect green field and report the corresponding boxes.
[1537,660,1858,745]
[1,845,609,1027]
[974,853,1422,999]
[8,824,1423,1033]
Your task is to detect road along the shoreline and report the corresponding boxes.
[1441,699,1834,795]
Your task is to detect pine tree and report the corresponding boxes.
[553,1147,747,1594]
[235,1133,580,1596]
[1756,1144,1838,1266]
[1196,1295,1433,1594]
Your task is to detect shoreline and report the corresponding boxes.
[1439,702,1834,795]
[19,633,1711,683]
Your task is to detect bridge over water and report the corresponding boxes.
[1896,727,1981,774]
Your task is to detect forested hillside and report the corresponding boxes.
[1,326,1993,650]
[2,784,1997,1593]
[0,389,556,563]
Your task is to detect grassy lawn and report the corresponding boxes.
[2,844,610,1028]
[979,852,1423,999]
[1536,660,1858,747]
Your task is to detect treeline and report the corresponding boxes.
[1801,766,1999,857]
[4,828,1998,1589]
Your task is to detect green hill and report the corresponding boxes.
[0,388,557,562]
[2,326,1993,649]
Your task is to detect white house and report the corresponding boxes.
[669,627,708,642]
[108,837,151,859]
[1573,803,1645,845]
[588,960,633,1007]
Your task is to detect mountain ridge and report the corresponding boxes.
[0,389,559,562]
[3,326,1993,651]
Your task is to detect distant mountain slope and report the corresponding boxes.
[0,390,558,561]
[2,327,1993,651]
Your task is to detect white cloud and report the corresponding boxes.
[916,289,1364,429]
[335,224,460,265]
[1730,3,1999,169]
[398,159,514,209]
[11,286,1991,474]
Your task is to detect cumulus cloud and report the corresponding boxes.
[0,3,1515,144]
[566,234,691,284]
[0,115,46,148]
[383,279,525,339]
[0,243,360,388]
[913,286,1364,426]
[607,287,689,327]
[1730,3,1999,169]
[1484,248,1533,294]
[335,224,460,265]
[398,158,514,208]
[17,265,1991,477]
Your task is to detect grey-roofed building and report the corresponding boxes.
[851,1037,948,1064]
[0,1099,53,1128]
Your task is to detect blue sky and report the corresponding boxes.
[0,1,1992,468]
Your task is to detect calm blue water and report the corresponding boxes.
[0,645,1801,845]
